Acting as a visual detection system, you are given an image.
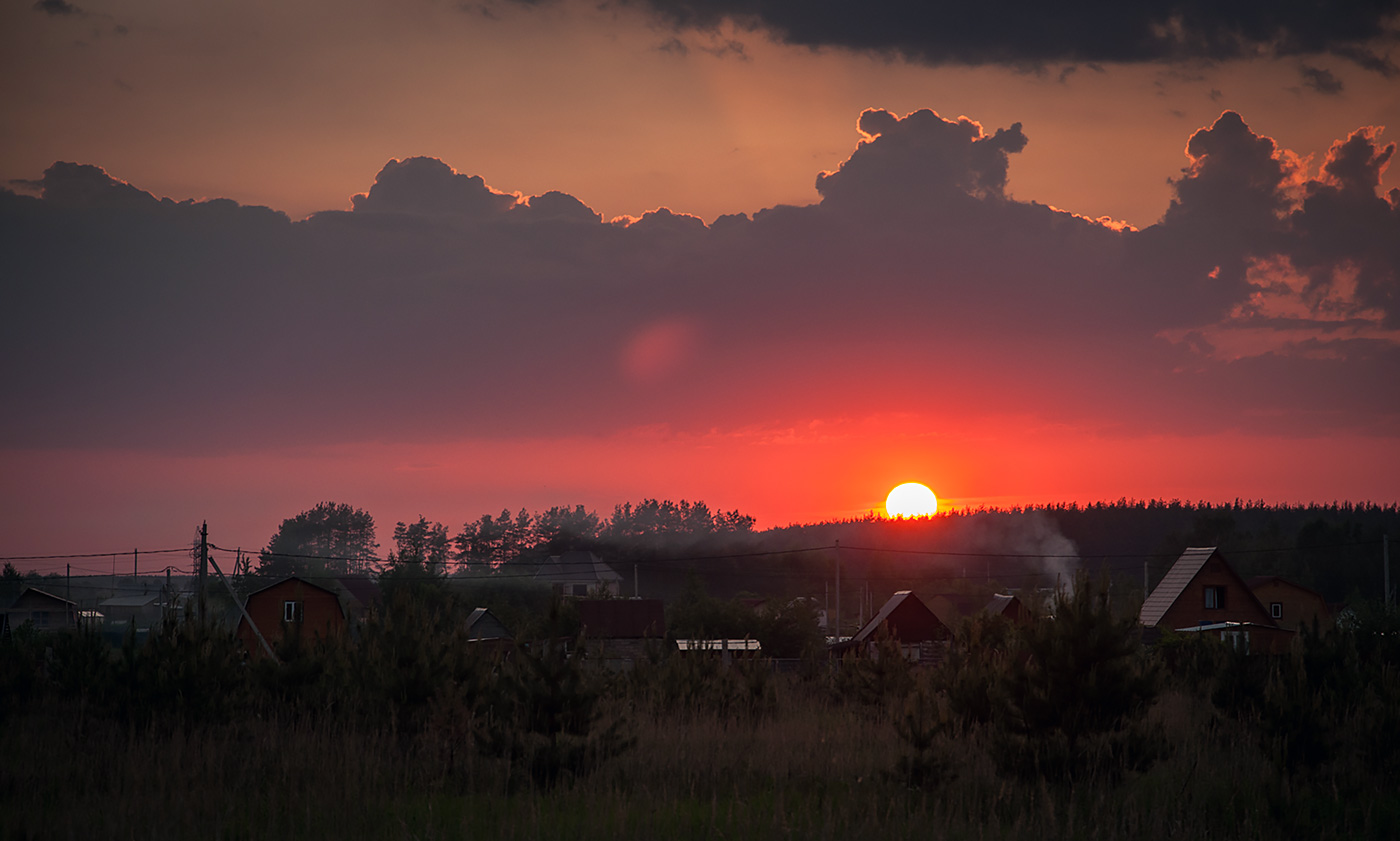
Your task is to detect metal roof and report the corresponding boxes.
[1139,547,1216,626]
[533,551,623,585]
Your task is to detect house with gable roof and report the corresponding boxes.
[830,590,950,663]
[532,550,623,597]
[1140,547,1291,653]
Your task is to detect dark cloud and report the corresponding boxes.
[2,109,1395,457]
[815,108,1027,210]
[1301,64,1345,94]
[597,0,1400,70]
[351,157,518,218]
[33,0,83,16]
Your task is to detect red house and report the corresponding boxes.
[236,576,362,660]
[1140,547,1290,653]
[831,590,950,663]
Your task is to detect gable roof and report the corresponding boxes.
[464,607,512,641]
[11,586,76,610]
[850,590,947,644]
[533,551,623,586]
[1246,575,1327,602]
[1140,547,1216,626]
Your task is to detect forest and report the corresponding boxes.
[235,497,1396,611]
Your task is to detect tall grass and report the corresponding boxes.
[3,590,1399,840]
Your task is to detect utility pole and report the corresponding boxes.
[199,521,209,622]
[1385,534,1391,610]
[834,540,841,642]
[133,548,138,580]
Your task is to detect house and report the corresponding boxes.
[830,590,950,663]
[533,551,624,597]
[235,576,368,659]
[930,591,1035,627]
[3,587,78,632]
[465,606,512,641]
[1247,576,1333,634]
[1140,547,1291,653]
[576,598,669,670]
[98,592,163,628]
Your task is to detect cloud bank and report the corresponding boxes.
[2,108,1397,456]
[573,0,1400,70]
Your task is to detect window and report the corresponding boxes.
[1204,586,1225,610]
[283,600,303,622]
[1271,602,1283,620]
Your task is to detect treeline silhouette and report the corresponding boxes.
[239,498,1397,608]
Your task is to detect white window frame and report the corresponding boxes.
[1204,586,1224,610]
[1271,602,1282,620]
[283,600,303,622]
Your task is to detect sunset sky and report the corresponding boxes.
[3,0,1399,567]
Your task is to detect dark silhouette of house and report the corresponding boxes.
[1140,547,1290,653]
[831,590,950,663]
[4,587,78,632]
[930,591,1035,627]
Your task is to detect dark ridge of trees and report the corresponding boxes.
[199,498,1399,612]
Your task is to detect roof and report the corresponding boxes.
[676,639,761,652]
[1246,575,1327,601]
[533,551,623,586]
[100,593,160,608]
[464,607,512,641]
[850,590,946,644]
[1140,547,1217,626]
[11,587,76,609]
[985,593,1020,616]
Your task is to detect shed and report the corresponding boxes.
[464,607,512,641]
[99,592,162,627]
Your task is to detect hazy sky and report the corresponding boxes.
[3,0,1399,566]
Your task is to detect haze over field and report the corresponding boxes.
[2,0,1398,561]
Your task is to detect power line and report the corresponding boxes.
[0,547,189,562]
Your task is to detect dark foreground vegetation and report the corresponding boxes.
[4,578,1399,841]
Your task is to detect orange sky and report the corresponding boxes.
[2,0,1398,567]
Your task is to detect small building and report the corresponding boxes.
[930,591,1035,627]
[1247,576,1333,634]
[831,590,950,663]
[465,606,512,641]
[99,592,163,628]
[533,551,624,597]
[4,587,78,632]
[235,576,358,659]
[577,598,669,670]
[1140,547,1291,653]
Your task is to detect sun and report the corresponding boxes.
[885,482,939,518]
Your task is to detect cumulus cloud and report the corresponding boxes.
[2,107,1396,456]
[580,0,1400,70]
[351,157,519,218]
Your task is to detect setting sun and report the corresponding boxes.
[885,482,939,518]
